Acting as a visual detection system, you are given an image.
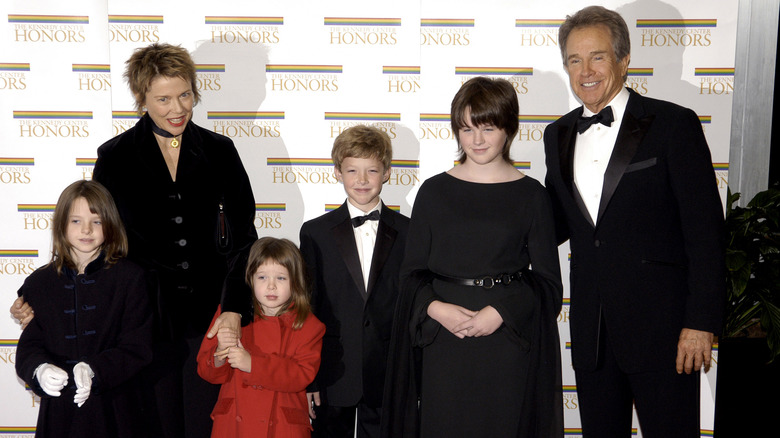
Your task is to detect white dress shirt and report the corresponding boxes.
[347,200,382,291]
[573,87,630,224]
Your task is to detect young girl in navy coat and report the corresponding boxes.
[15,180,152,438]
[198,237,325,437]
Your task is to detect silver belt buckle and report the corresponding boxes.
[475,276,495,289]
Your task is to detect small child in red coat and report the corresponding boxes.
[198,237,325,438]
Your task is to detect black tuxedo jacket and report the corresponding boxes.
[299,202,409,407]
[543,88,725,373]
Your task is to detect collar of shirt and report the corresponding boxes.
[573,88,630,224]
[580,87,630,132]
[347,200,381,290]
[347,200,383,225]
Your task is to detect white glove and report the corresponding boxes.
[73,362,94,407]
[34,363,68,397]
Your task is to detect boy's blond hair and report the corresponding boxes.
[331,125,393,173]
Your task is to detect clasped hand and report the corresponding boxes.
[35,363,68,397]
[427,301,503,339]
[73,362,94,407]
[214,327,251,372]
[35,362,94,407]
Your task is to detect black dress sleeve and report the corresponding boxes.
[491,186,563,341]
[399,181,444,347]
[15,279,55,398]
[215,137,258,324]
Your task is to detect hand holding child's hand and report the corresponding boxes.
[216,326,238,351]
[207,311,241,340]
[225,339,251,373]
[213,326,239,367]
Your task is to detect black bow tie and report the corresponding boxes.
[351,210,380,228]
[576,106,614,134]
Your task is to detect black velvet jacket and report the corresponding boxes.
[16,256,152,437]
[94,114,258,339]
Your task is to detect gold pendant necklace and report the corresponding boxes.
[151,121,183,149]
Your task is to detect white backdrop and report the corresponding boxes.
[0,1,736,436]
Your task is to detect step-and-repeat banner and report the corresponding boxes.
[0,0,736,436]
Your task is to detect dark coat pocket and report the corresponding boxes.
[211,397,234,416]
[625,157,658,173]
[641,258,685,268]
[281,406,311,426]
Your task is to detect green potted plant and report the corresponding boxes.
[714,183,780,437]
[722,183,780,359]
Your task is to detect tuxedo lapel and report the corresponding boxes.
[557,111,580,196]
[557,110,595,227]
[572,185,595,228]
[597,93,655,224]
[331,204,367,298]
[366,206,398,296]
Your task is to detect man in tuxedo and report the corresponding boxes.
[300,125,409,438]
[543,6,725,437]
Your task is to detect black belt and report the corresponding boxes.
[434,271,523,289]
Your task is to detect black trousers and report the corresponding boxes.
[312,397,381,438]
[574,326,701,438]
[142,335,220,438]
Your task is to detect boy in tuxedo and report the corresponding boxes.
[300,125,409,438]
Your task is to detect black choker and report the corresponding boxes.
[151,123,181,148]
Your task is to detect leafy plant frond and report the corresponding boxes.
[724,183,780,362]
